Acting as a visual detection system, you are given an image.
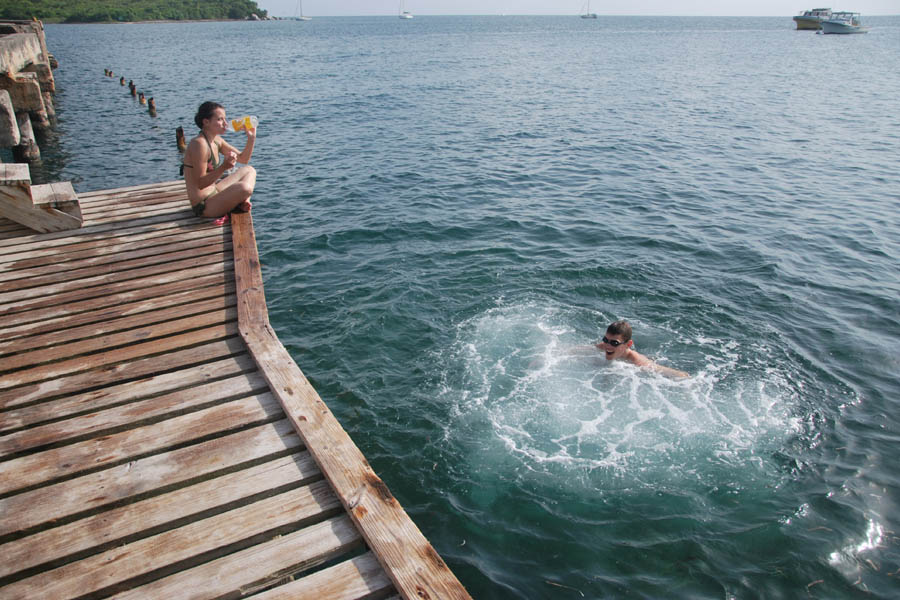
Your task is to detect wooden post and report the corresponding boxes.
[176,126,186,151]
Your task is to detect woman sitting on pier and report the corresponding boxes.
[183,101,256,218]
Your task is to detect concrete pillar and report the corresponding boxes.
[42,91,55,118]
[13,111,39,161]
[24,62,55,93]
[0,89,19,147]
[0,71,46,113]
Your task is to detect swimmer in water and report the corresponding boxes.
[573,320,690,379]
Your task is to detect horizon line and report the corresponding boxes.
[268,13,899,18]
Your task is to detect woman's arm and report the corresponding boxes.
[186,138,233,188]
[221,127,256,164]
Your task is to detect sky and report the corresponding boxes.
[258,1,899,17]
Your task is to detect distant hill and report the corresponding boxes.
[0,0,268,23]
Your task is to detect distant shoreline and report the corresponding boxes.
[42,18,251,25]
[35,13,899,24]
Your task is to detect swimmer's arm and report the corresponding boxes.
[628,351,689,379]
[530,345,596,368]
[643,362,690,379]
[566,344,602,355]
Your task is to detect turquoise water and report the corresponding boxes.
[32,16,900,598]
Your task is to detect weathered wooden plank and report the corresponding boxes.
[1,353,258,434]
[0,418,301,537]
[0,336,247,410]
[0,286,236,355]
[0,226,228,282]
[0,208,189,249]
[0,250,231,308]
[82,203,195,226]
[0,371,268,454]
[1,303,236,371]
[0,322,239,392]
[110,514,364,600]
[252,552,395,600]
[0,392,282,495]
[0,222,27,234]
[80,191,186,211]
[0,238,230,294]
[78,197,186,217]
[0,218,218,262]
[0,219,218,266]
[0,210,199,250]
[79,189,185,212]
[77,179,185,200]
[0,269,231,328]
[76,180,185,205]
[230,213,472,600]
[232,207,269,327]
[0,452,320,580]
[0,230,31,241]
[2,482,342,600]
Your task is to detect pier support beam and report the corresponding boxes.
[0,89,19,147]
[0,71,47,116]
[13,111,39,161]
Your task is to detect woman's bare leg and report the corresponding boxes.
[201,166,257,217]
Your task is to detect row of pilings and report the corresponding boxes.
[104,69,157,115]
[0,19,58,162]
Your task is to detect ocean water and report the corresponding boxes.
[28,16,900,598]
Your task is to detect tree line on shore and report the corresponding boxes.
[0,0,268,23]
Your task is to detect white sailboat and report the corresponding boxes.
[294,0,311,21]
[399,0,414,19]
[580,1,598,19]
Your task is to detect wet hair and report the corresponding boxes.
[194,101,224,129]
[606,320,633,342]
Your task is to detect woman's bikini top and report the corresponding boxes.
[181,133,221,175]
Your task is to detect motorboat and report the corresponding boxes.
[793,8,831,30]
[399,1,413,19]
[821,12,869,34]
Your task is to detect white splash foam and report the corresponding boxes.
[439,301,802,490]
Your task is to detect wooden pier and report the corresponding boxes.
[0,180,471,599]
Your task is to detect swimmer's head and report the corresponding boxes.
[606,320,633,342]
[599,320,634,360]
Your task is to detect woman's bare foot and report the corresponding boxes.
[232,200,252,213]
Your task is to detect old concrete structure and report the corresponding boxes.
[0,21,81,232]
[0,19,57,161]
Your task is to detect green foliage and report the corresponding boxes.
[0,0,267,23]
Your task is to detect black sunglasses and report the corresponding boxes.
[601,336,626,347]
